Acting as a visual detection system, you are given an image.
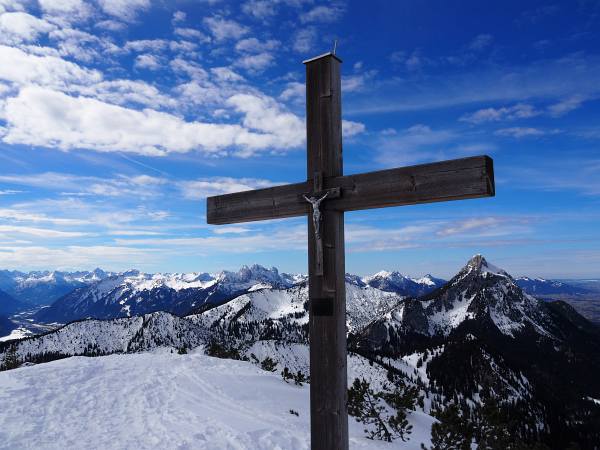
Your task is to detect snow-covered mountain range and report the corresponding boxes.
[514,276,590,295]
[0,268,111,308]
[30,265,439,324]
[1,263,591,327]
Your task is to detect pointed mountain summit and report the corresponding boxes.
[352,255,582,355]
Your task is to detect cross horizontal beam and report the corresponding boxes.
[206,155,494,225]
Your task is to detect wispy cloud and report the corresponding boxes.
[460,103,540,124]
[469,33,493,51]
[547,95,586,117]
[0,224,90,238]
[179,177,278,200]
[347,54,600,115]
[494,127,550,138]
[507,158,600,196]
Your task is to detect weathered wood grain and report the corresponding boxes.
[305,53,349,450]
[206,155,494,224]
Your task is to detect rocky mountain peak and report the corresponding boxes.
[461,254,510,279]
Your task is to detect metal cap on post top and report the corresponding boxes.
[302,51,343,65]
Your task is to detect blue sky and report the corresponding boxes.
[0,0,598,278]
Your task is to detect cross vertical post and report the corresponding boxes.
[305,53,348,450]
[206,51,495,449]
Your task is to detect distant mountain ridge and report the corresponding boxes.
[0,268,112,306]
[34,265,302,323]
[31,265,444,324]
[514,276,591,295]
[0,263,594,327]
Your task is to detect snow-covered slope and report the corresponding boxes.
[194,282,403,340]
[4,311,207,361]
[1,280,402,366]
[0,350,434,450]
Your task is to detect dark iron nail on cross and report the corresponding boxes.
[206,52,495,450]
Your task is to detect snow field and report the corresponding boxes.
[0,350,433,449]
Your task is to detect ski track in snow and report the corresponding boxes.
[0,350,434,450]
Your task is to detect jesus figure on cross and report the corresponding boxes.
[303,192,329,239]
[207,52,495,449]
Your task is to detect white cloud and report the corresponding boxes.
[0,44,102,89]
[241,0,312,20]
[0,206,88,225]
[235,52,274,73]
[0,245,162,271]
[97,0,150,22]
[113,227,307,254]
[179,177,277,200]
[203,16,249,41]
[300,5,344,23]
[280,81,304,102]
[0,0,25,14]
[211,67,245,83]
[0,224,89,238]
[241,0,277,20]
[124,39,169,53]
[342,70,377,93]
[494,127,547,138]
[94,19,126,31]
[226,93,305,154]
[460,103,540,124]
[0,172,167,198]
[174,27,210,42]
[49,28,120,62]
[38,0,95,24]
[437,217,506,237]
[235,37,279,53]
[172,10,186,24]
[2,87,303,156]
[134,54,161,71]
[0,12,55,44]
[75,79,177,109]
[292,27,316,53]
[170,58,209,81]
[547,95,585,117]
[212,226,250,234]
[342,120,365,137]
[469,33,493,51]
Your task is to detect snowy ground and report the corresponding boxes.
[0,350,434,450]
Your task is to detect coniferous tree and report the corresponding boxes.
[423,403,473,450]
[260,356,277,372]
[1,344,19,371]
[348,378,417,442]
[281,367,294,383]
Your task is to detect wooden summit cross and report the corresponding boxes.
[206,52,495,449]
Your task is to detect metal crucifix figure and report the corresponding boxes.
[303,192,329,240]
